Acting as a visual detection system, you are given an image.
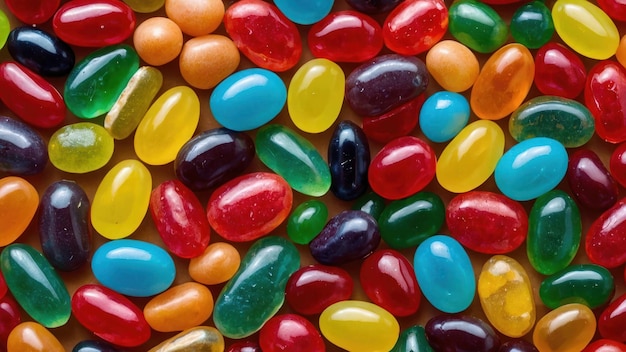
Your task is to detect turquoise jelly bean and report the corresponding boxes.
[273,0,334,25]
[419,91,470,143]
[413,235,476,313]
[210,68,287,131]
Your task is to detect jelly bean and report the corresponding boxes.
[426,40,479,92]
[213,236,300,338]
[175,128,255,192]
[148,326,224,352]
[0,116,47,175]
[499,340,539,352]
[346,0,402,13]
[123,0,164,13]
[91,159,151,239]
[510,1,554,49]
[179,34,240,90]
[346,54,428,117]
[7,26,74,76]
[256,124,331,196]
[391,325,433,352]
[285,264,353,315]
[39,180,91,271]
[369,136,436,200]
[471,43,535,120]
[494,137,568,201]
[71,284,150,347]
[425,314,500,352]
[309,11,382,63]
[533,303,596,352]
[206,172,292,242]
[0,62,65,128]
[144,282,214,332]
[509,96,595,148]
[328,121,370,200]
[48,122,114,173]
[273,0,333,25]
[7,322,64,352]
[0,272,6,298]
[165,0,224,36]
[383,0,447,55]
[1,243,70,328]
[352,191,387,220]
[0,176,38,246]
[309,210,380,265]
[599,293,626,341]
[320,300,400,352]
[287,200,328,244]
[478,255,536,338]
[53,0,135,47]
[587,198,626,268]
[414,235,476,313]
[227,341,262,352]
[135,86,200,165]
[0,295,21,345]
[527,190,582,275]
[419,91,470,143]
[224,0,302,72]
[4,0,59,24]
[91,239,175,297]
[360,249,421,317]
[448,0,508,53]
[378,191,444,249]
[104,66,164,140]
[567,149,619,210]
[534,43,587,99]
[150,179,210,258]
[552,0,619,60]
[619,35,626,72]
[73,340,120,352]
[597,0,626,21]
[259,314,326,352]
[610,142,626,188]
[65,44,139,119]
[437,120,504,193]
[133,17,182,66]
[210,68,287,131]
[583,339,626,352]
[0,9,8,49]
[362,94,425,144]
[585,60,626,143]
[189,242,240,285]
[540,264,614,309]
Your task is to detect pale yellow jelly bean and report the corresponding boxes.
[617,35,626,68]
[478,255,536,338]
[165,0,224,36]
[189,242,241,285]
[426,40,480,92]
[134,86,200,165]
[179,35,240,90]
[470,43,535,120]
[144,282,214,332]
[91,159,152,239]
[0,176,38,246]
[436,120,504,193]
[533,303,596,352]
[149,326,224,352]
[7,322,64,352]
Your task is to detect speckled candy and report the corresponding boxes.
[586,197,626,268]
[585,60,626,143]
[179,35,240,90]
[48,123,114,173]
[133,17,183,66]
[165,0,224,36]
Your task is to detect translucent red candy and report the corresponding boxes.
[582,339,626,352]
[285,264,353,315]
[599,293,626,342]
[362,94,426,144]
[597,0,626,21]
[0,295,21,345]
[259,314,326,352]
[534,43,587,99]
[610,142,626,188]
[567,149,619,210]
[383,0,448,55]
[586,198,626,268]
[4,0,60,24]
[585,60,626,143]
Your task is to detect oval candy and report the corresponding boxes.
[0,176,39,246]
[7,26,75,76]
[586,197,626,268]
[425,314,500,352]
[419,91,470,143]
[585,60,626,144]
[48,122,114,173]
[4,0,60,24]
[534,42,587,99]
[533,303,596,352]
[448,0,508,53]
[148,326,225,352]
[598,292,626,342]
[567,149,619,210]
[143,282,214,332]
[328,120,370,201]
[0,116,47,175]
[383,0,448,55]
[285,264,353,316]
[540,264,614,309]
[7,322,64,352]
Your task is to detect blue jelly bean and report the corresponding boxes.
[494,137,568,201]
[273,0,334,24]
[419,91,470,143]
[7,26,75,77]
[328,120,370,201]
[210,68,287,131]
[414,235,476,313]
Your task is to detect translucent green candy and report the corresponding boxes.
[391,325,433,352]
[352,191,386,220]
[540,264,614,309]
[287,200,328,245]
[448,0,508,53]
[510,1,554,49]
[48,122,115,173]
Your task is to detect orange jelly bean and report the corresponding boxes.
[0,176,38,246]
[189,242,241,285]
[617,34,626,68]
[426,40,480,92]
[533,303,596,352]
[144,282,214,332]
[164,0,224,36]
[179,34,240,90]
[7,322,64,352]
[133,17,183,66]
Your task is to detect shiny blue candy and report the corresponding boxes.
[7,26,75,77]
[419,91,470,143]
[328,120,370,200]
[273,0,334,24]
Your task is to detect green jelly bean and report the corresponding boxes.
[391,325,434,352]
[510,1,554,49]
[540,264,615,309]
[352,191,386,220]
[378,191,444,249]
[448,0,508,53]
[256,124,331,197]
[1,243,71,328]
[148,326,224,352]
[287,200,328,245]
[48,122,115,174]
[527,189,581,275]
[213,236,300,338]
[65,44,140,119]
[509,96,595,148]
[0,9,9,49]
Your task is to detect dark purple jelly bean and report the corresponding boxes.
[7,26,75,77]
[0,115,48,175]
[174,128,255,191]
[567,149,619,210]
[346,0,403,13]
[328,120,370,201]
[309,210,380,265]
[39,180,91,271]
[499,339,539,352]
[72,339,120,352]
[345,54,428,117]
[425,314,501,352]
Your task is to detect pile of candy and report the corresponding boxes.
[1,0,626,351]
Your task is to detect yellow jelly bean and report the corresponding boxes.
[533,303,596,352]
[288,58,345,133]
[0,176,38,246]
[478,255,536,338]
[436,120,504,193]
[91,159,152,239]
[7,322,64,352]
[134,86,200,165]
[144,282,214,332]
[426,40,480,92]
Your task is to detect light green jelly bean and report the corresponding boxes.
[48,122,115,174]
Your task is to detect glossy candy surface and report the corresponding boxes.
[0,176,38,246]
[611,142,626,188]
[149,326,224,352]
[178,35,240,90]
[533,303,596,352]
[425,314,500,352]
[287,200,328,244]
[585,60,626,143]
[362,95,425,144]
[328,121,370,200]
[587,198,626,268]
[48,123,114,173]
[0,116,47,175]
[599,293,626,341]
[273,0,333,25]
[4,0,60,24]
[144,282,214,332]
[567,149,619,210]
[534,43,587,99]
[426,40,479,92]
[352,191,387,220]
[0,10,7,48]
[7,322,64,352]
[510,1,554,49]
[448,0,508,53]
[188,242,240,286]
[132,17,182,66]
[391,325,433,352]
[499,340,539,352]
[285,264,353,315]
[419,91,470,143]
[345,0,402,13]
[73,340,120,352]
[7,26,74,76]
[123,0,164,13]
[540,264,614,309]
[259,314,326,352]
[582,339,626,352]
[0,295,21,345]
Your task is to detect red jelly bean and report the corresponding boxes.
[150,180,211,259]
[383,0,448,55]
[259,314,326,352]
[597,0,626,22]
[224,0,302,72]
[610,142,626,188]
[567,149,619,210]
[534,42,587,99]
[227,341,262,352]
[359,249,421,317]
[0,272,7,299]
[362,94,425,144]
[585,60,626,143]
[369,136,436,200]
[4,0,60,24]
[447,191,528,254]
[599,293,626,342]
[0,295,21,345]
[308,11,383,63]
[0,62,65,128]
[285,264,353,315]
[582,339,626,352]
[52,0,136,47]
[586,197,626,268]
